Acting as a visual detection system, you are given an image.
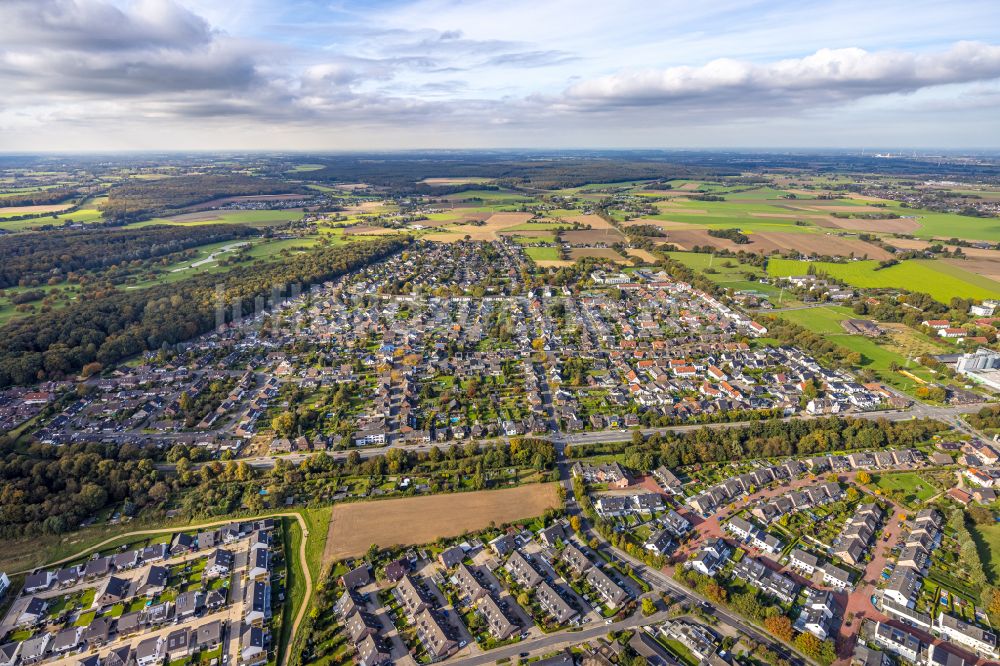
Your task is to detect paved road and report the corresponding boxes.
[153,401,994,472]
[444,610,672,666]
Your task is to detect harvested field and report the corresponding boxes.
[500,229,552,238]
[944,258,1000,281]
[625,248,658,263]
[432,212,535,241]
[0,203,74,215]
[423,231,468,242]
[561,228,626,245]
[888,238,1000,261]
[752,232,893,259]
[657,228,891,259]
[569,248,629,263]
[823,217,921,233]
[563,214,614,229]
[535,259,575,268]
[676,182,700,191]
[660,228,747,252]
[656,203,707,214]
[324,483,560,561]
[623,218,700,230]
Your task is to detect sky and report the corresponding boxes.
[1,0,999,151]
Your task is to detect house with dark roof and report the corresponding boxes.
[96,576,131,607]
[17,598,48,627]
[136,566,168,597]
[82,617,111,647]
[165,629,191,661]
[207,549,235,578]
[437,546,465,569]
[586,568,629,608]
[340,564,371,590]
[477,595,519,640]
[536,582,577,625]
[195,620,222,651]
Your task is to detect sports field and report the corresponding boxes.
[323,483,560,561]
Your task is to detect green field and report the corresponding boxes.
[525,246,561,262]
[971,522,1000,584]
[773,305,938,394]
[666,252,797,304]
[774,305,856,334]
[870,472,939,506]
[767,257,1000,303]
[136,209,306,228]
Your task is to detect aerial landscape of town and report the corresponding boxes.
[3,2,1000,666]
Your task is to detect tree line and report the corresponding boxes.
[103,174,309,221]
[568,416,945,470]
[0,236,411,387]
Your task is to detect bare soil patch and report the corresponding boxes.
[943,258,1000,282]
[535,259,575,268]
[324,483,560,561]
[561,228,626,245]
[823,217,921,234]
[753,232,893,259]
[427,212,533,242]
[563,214,614,229]
[625,248,658,263]
[658,228,891,259]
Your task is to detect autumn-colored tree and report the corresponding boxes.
[704,582,727,605]
[793,631,823,659]
[856,470,872,484]
[764,615,794,642]
[570,515,582,533]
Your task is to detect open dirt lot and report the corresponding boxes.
[561,228,626,245]
[535,259,575,268]
[568,248,629,263]
[324,483,560,562]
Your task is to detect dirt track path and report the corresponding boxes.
[14,512,313,666]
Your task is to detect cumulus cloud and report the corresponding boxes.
[0,0,213,51]
[562,42,1000,112]
[1,0,999,149]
